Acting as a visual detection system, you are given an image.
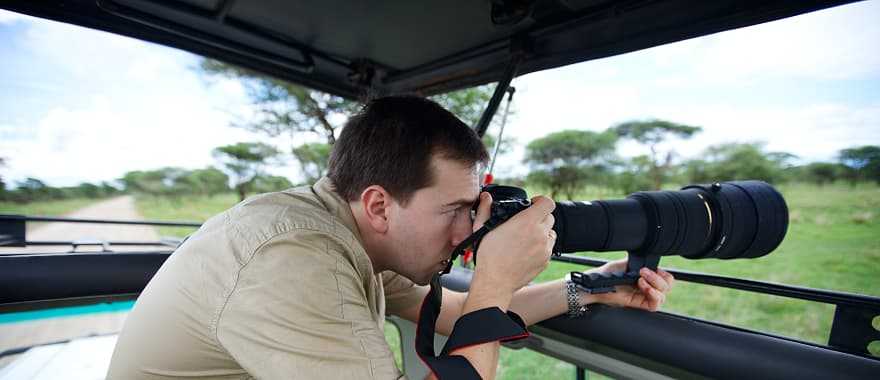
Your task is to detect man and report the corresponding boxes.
[108,96,674,379]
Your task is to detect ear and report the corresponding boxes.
[359,185,392,234]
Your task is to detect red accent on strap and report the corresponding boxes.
[462,249,473,265]
[483,173,494,185]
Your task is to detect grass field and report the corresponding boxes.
[131,183,879,378]
[0,198,102,217]
[133,193,240,237]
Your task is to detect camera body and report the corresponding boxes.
[483,184,531,226]
[490,199,532,223]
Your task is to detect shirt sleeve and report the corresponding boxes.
[381,271,428,316]
[215,229,404,379]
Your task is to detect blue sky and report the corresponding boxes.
[1,2,879,187]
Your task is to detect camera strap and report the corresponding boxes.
[415,273,529,379]
[441,215,507,275]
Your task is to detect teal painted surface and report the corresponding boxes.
[0,301,135,324]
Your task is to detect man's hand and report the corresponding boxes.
[583,258,675,312]
[470,192,556,295]
[451,192,556,380]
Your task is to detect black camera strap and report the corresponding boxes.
[441,214,507,275]
[415,216,530,379]
[415,274,529,379]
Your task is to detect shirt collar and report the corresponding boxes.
[311,176,366,247]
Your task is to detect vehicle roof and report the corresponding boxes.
[1,0,858,99]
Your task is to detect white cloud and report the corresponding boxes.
[643,102,880,162]
[2,1,879,187]
[0,9,33,24]
[1,93,273,186]
[481,1,880,179]
[0,12,310,187]
[648,1,880,84]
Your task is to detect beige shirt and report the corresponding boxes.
[107,178,426,379]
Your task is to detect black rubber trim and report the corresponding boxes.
[439,268,880,380]
[0,252,170,305]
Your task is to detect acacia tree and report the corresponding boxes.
[615,155,655,194]
[839,145,880,183]
[524,130,618,199]
[120,170,170,195]
[614,119,701,189]
[200,59,358,146]
[178,168,230,196]
[684,143,787,184]
[803,162,844,186]
[292,142,332,184]
[200,61,505,182]
[213,142,281,201]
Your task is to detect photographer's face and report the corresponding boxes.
[388,156,480,285]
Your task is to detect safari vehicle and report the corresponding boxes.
[1,0,879,379]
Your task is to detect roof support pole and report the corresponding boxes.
[474,54,523,137]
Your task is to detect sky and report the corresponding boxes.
[1,1,879,187]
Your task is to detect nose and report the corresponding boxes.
[450,213,473,247]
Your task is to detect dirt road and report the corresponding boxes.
[3,196,163,254]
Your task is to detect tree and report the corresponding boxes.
[839,145,880,183]
[74,182,102,198]
[803,162,844,186]
[121,168,185,196]
[481,133,517,157]
[251,174,294,193]
[291,143,331,184]
[179,168,230,196]
[16,177,50,202]
[100,181,122,197]
[200,60,500,183]
[432,85,519,164]
[684,143,786,184]
[200,59,358,146]
[0,157,7,200]
[213,142,281,201]
[430,84,494,127]
[120,168,230,197]
[524,130,618,199]
[614,119,702,189]
[615,155,655,194]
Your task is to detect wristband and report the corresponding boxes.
[416,274,529,379]
[565,279,588,318]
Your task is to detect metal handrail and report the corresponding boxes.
[554,254,880,310]
[0,214,202,227]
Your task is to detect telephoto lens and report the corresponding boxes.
[480,181,788,292]
[550,181,789,260]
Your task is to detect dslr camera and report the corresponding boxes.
[478,181,789,293]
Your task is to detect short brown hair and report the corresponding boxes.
[328,96,488,204]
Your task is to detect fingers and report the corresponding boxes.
[472,192,492,232]
[517,195,554,221]
[637,278,663,311]
[540,212,555,232]
[639,267,671,293]
[545,229,557,253]
[505,195,555,238]
[658,269,675,289]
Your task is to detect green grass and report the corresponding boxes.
[129,183,879,378]
[133,193,241,237]
[0,198,102,217]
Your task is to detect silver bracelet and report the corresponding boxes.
[565,279,588,318]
